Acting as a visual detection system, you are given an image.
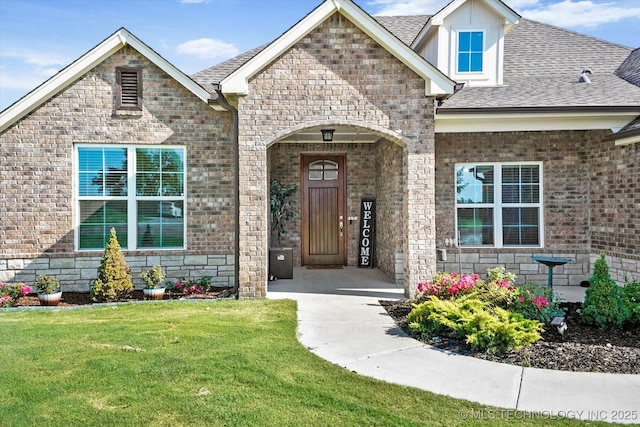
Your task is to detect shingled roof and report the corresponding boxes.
[616,48,640,88]
[190,13,640,111]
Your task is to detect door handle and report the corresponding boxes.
[339,221,343,237]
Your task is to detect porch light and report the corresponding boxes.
[321,129,335,142]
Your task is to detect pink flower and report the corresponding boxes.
[517,297,525,302]
[20,285,32,296]
[532,297,549,310]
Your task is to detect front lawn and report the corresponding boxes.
[1,300,598,426]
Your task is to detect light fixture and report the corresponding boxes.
[321,129,335,142]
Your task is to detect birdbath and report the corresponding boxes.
[531,256,574,287]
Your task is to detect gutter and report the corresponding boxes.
[436,105,640,115]
[211,84,240,299]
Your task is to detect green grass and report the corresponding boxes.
[0,300,606,426]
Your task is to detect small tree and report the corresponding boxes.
[581,254,629,329]
[270,179,298,246]
[91,228,134,302]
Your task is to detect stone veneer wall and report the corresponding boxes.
[0,46,236,291]
[435,130,600,285]
[0,255,234,292]
[588,137,640,282]
[238,12,436,298]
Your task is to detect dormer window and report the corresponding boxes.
[457,31,483,73]
[116,67,142,111]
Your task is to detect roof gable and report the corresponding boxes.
[219,0,454,97]
[0,28,212,133]
[411,0,520,49]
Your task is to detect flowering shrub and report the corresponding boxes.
[0,282,32,307]
[414,266,518,306]
[415,272,483,302]
[169,276,211,296]
[511,283,563,323]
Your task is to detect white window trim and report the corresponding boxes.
[74,144,187,252]
[454,161,544,248]
[454,29,485,75]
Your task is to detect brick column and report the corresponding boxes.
[237,133,269,298]
[403,129,437,297]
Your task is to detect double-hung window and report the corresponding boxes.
[457,31,483,73]
[455,163,542,247]
[77,146,186,250]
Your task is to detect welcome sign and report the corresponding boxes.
[358,199,375,268]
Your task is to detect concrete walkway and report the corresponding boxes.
[268,267,640,424]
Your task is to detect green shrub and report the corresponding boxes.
[90,228,134,302]
[512,283,564,323]
[589,253,612,285]
[407,293,543,354]
[581,255,629,328]
[140,265,166,289]
[621,278,640,325]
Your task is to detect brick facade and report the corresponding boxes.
[0,46,236,290]
[435,130,640,285]
[589,137,640,282]
[237,13,436,297]
[2,14,637,300]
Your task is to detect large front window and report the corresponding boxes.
[76,146,185,250]
[456,163,542,247]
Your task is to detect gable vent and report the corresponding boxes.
[116,67,142,110]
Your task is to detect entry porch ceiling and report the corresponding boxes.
[276,126,381,144]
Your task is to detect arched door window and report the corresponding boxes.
[309,160,339,181]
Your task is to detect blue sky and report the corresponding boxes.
[1,0,639,111]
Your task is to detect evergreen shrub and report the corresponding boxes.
[90,228,134,302]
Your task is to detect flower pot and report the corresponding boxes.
[143,287,166,300]
[38,291,62,306]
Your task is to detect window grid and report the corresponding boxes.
[457,31,483,73]
[455,162,543,248]
[76,146,186,251]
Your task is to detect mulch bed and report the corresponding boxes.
[13,289,229,308]
[380,300,640,375]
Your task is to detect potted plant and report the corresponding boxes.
[141,265,166,300]
[269,179,298,280]
[34,274,62,306]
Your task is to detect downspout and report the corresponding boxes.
[212,84,240,299]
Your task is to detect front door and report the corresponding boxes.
[301,154,346,265]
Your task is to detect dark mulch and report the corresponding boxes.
[14,289,227,307]
[380,299,640,375]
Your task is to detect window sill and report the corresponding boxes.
[115,109,143,117]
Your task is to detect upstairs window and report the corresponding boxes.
[116,67,142,110]
[457,31,483,73]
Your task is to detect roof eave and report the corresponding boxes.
[1,28,213,133]
[412,0,520,48]
[435,107,640,133]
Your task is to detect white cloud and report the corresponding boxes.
[520,1,640,28]
[0,68,50,90]
[1,50,67,67]
[176,38,239,60]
